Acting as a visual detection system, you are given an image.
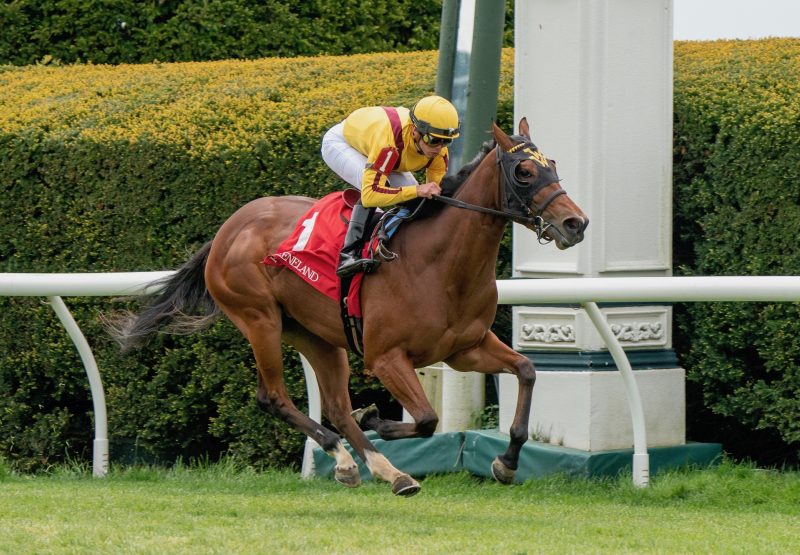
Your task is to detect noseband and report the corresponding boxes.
[432,138,565,244]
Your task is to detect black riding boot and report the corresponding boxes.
[337,201,376,277]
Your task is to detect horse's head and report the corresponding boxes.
[492,119,588,249]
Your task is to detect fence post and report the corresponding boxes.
[300,354,321,479]
[583,302,649,487]
[47,296,108,477]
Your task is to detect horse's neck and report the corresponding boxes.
[452,149,504,219]
[404,153,506,284]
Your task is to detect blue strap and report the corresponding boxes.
[382,207,410,239]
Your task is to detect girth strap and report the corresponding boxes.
[339,274,365,358]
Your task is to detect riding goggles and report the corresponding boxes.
[421,134,453,147]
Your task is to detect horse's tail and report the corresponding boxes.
[105,241,220,351]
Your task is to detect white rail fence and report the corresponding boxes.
[2,273,799,485]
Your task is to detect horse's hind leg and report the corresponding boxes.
[287,329,420,496]
[223,307,354,484]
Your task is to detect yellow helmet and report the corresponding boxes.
[410,95,461,140]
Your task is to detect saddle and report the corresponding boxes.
[263,191,416,356]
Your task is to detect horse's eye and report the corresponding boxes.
[517,168,532,179]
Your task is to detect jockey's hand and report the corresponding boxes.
[416,182,442,199]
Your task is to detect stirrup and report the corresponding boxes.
[336,256,379,278]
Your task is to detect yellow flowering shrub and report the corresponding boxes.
[2,50,517,155]
[3,54,425,154]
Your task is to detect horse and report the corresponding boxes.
[111,118,588,496]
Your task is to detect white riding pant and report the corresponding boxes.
[321,122,418,191]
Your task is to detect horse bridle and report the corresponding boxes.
[432,138,565,244]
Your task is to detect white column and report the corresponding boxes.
[513,0,673,279]
[503,0,681,451]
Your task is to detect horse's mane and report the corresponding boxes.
[403,139,497,220]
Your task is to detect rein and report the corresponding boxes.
[432,144,565,244]
[431,193,540,225]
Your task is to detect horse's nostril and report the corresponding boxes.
[563,217,585,234]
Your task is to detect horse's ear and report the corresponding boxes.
[518,117,531,140]
[492,121,515,151]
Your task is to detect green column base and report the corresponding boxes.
[463,430,722,483]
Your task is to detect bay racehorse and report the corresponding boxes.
[111,119,588,496]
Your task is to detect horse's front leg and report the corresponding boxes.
[445,331,535,484]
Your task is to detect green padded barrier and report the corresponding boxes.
[463,430,723,483]
[312,431,465,480]
[312,430,722,483]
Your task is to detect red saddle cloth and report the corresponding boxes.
[263,190,365,318]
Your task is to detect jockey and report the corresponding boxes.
[321,95,461,277]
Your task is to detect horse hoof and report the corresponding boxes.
[351,403,379,427]
[391,474,421,497]
[491,456,516,485]
[334,465,362,488]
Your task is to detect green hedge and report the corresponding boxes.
[0,0,443,65]
[0,50,516,471]
[673,39,800,466]
[0,1,516,67]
